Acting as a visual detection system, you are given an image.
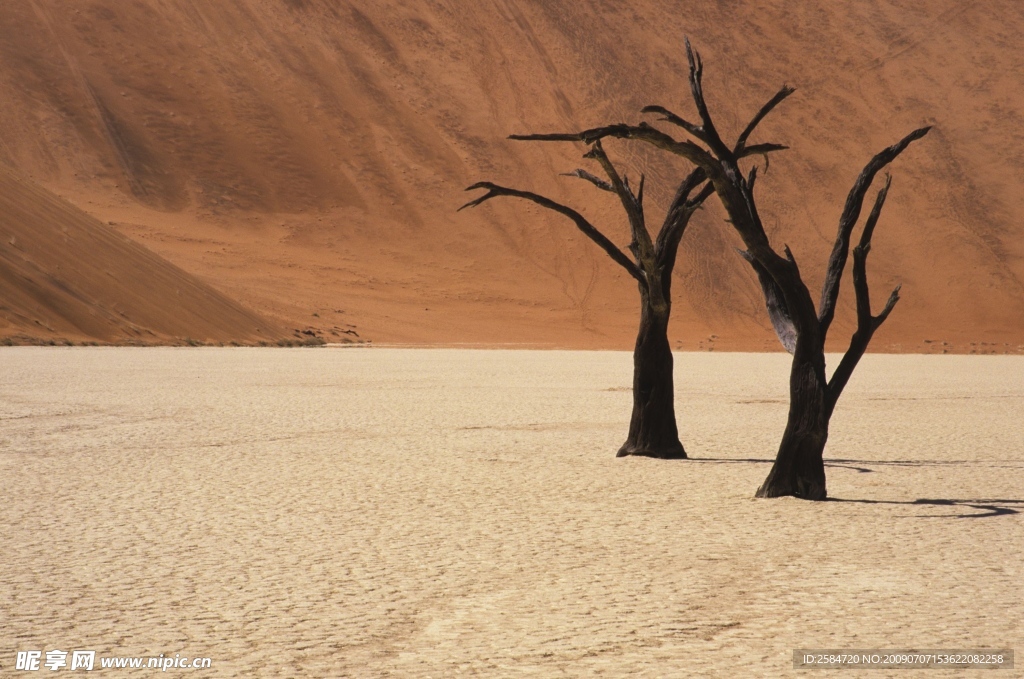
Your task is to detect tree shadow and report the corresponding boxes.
[690,457,876,473]
[828,497,1024,519]
[689,457,1024,518]
[829,457,1024,472]
[693,456,1024,474]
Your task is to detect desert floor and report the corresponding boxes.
[1,348,1021,677]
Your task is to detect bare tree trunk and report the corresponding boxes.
[756,348,828,498]
[462,147,729,459]
[618,287,685,458]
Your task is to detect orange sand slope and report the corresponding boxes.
[0,165,285,345]
[0,1,1022,350]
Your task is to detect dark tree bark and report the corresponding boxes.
[751,175,905,499]
[499,40,930,497]
[619,268,684,458]
[461,126,761,459]
[669,42,926,499]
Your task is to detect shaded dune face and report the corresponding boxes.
[0,1,1021,350]
[0,165,285,344]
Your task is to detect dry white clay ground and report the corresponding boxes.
[1,348,1021,677]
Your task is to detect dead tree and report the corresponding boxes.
[460,121,786,458]
[491,40,929,498]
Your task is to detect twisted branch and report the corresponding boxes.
[585,141,653,261]
[818,127,931,336]
[459,181,644,283]
[561,168,614,192]
[735,85,796,154]
[826,179,903,411]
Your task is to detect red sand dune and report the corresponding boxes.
[0,164,285,344]
[0,1,1022,352]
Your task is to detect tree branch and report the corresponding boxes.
[874,284,902,328]
[734,85,796,154]
[818,128,930,336]
[730,151,819,341]
[638,94,793,161]
[656,178,715,304]
[742,142,790,157]
[684,38,733,161]
[459,182,644,283]
[737,249,798,353]
[857,175,890,252]
[655,167,713,272]
[509,127,786,184]
[734,144,802,350]
[561,169,614,192]
[508,123,638,144]
[640,104,710,146]
[826,181,903,411]
[585,140,654,262]
[505,107,790,283]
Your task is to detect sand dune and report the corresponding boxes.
[0,164,286,345]
[0,1,1019,350]
[2,348,1021,675]
[0,1,1022,350]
